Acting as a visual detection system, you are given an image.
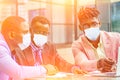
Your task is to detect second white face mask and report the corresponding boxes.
[33,34,47,46]
[84,27,100,41]
[18,33,31,50]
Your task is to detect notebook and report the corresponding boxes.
[88,47,120,77]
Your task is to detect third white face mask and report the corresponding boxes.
[33,34,47,46]
[84,27,100,41]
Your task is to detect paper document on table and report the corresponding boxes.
[47,72,74,78]
[88,71,118,77]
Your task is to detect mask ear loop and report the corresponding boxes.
[99,22,101,28]
[79,24,84,31]
[97,18,101,28]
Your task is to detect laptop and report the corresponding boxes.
[88,47,120,77]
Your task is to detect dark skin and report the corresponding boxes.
[30,21,49,47]
[30,21,88,74]
[79,17,100,48]
[7,22,29,51]
[87,36,100,48]
[97,58,116,72]
[79,17,116,72]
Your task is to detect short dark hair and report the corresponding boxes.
[31,16,50,27]
[1,16,25,35]
[78,7,100,22]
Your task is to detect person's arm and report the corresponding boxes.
[0,41,46,79]
[44,42,73,72]
[72,40,98,72]
[55,53,74,72]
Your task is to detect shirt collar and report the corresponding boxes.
[85,34,102,49]
[30,42,42,52]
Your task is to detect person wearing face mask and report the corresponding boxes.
[0,16,48,80]
[3,16,58,76]
[72,7,120,73]
[12,16,87,75]
[18,33,31,50]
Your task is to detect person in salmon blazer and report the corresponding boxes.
[72,7,119,73]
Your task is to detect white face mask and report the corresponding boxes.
[33,34,47,46]
[18,33,31,50]
[84,27,100,41]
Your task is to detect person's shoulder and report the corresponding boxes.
[73,33,84,42]
[103,30,119,34]
[72,35,85,47]
[45,41,54,45]
[0,33,9,48]
[101,31,120,38]
[0,33,6,43]
[43,41,55,48]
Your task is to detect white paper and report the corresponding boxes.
[47,72,74,78]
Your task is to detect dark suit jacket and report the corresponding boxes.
[12,42,74,72]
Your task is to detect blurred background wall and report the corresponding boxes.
[0,0,120,64]
[0,0,120,45]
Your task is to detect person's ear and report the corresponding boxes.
[8,31,15,39]
[79,24,84,31]
[99,22,101,28]
[97,18,101,28]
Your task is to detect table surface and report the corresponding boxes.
[24,72,120,80]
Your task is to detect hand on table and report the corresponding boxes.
[97,58,116,72]
[72,66,87,74]
[43,64,59,75]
